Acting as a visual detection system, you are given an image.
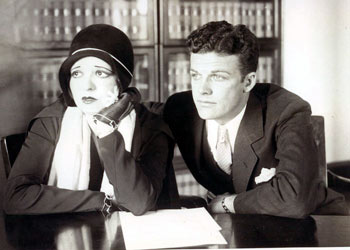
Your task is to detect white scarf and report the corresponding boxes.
[48,107,136,198]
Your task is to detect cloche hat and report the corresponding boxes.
[59,24,134,106]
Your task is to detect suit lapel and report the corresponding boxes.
[189,111,205,174]
[231,92,264,193]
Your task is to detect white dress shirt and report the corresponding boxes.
[206,105,246,164]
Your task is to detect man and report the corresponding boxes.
[163,21,348,218]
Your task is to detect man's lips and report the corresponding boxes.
[196,100,216,106]
[82,96,97,104]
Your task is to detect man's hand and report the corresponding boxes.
[208,193,237,214]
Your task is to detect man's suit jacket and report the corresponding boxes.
[163,83,348,218]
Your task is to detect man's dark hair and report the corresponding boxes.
[186,21,259,78]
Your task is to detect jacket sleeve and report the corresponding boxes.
[234,103,328,218]
[4,117,105,215]
[94,128,169,216]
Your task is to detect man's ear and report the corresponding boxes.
[243,72,257,93]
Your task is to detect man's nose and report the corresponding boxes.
[198,78,212,95]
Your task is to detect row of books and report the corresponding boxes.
[176,170,208,197]
[168,0,275,39]
[16,0,150,44]
[167,53,275,96]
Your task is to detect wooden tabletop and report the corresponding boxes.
[0,210,349,250]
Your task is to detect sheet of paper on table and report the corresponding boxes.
[119,207,227,250]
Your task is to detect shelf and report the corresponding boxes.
[15,0,156,48]
[161,0,280,45]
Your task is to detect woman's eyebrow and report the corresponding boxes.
[71,66,80,71]
[94,65,113,72]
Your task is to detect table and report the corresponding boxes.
[0,210,349,250]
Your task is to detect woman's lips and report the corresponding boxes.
[82,96,97,104]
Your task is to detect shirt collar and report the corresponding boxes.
[206,105,247,153]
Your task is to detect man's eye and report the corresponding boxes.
[71,71,82,78]
[211,74,226,81]
[191,73,200,80]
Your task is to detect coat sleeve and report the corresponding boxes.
[94,127,169,215]
[4,117,105,215]
[233,102,337,218]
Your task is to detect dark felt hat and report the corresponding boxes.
[59,24,134,106]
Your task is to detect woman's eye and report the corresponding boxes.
[71,71,82,78]
[96,70,110,78]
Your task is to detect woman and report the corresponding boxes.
[4,24,179,215]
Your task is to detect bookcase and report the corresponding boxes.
[11,0,282,197]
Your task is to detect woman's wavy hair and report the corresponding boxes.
[186,21,259,79]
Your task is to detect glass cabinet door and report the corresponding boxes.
[131,48,157,102]
[160,47,190,101]
[161,0,279,46]
[15,0,156,49]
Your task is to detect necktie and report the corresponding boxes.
[215,126,232,175]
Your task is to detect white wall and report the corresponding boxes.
[283,0,350,163]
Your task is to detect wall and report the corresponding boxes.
[282,0,350,163]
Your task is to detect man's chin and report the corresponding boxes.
[197,111,216,121]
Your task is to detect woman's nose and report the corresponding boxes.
[85,75,96,91]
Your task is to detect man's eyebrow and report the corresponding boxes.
[211,70,230,74]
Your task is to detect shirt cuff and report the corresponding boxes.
[225,195,236,213]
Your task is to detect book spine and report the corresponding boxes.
[93,0,104,24]
[266,57,273,83]
[232,2,241,25]
[224,1,234,25]
[42,2,53,42]
[241,2,249,27]
[208,2,217,22]
[111,1,122,31]
[167,1,176,40]
[216,2,226,22]
[84,1,93,27]
[190,2,200,32]
[103,1,112,25]
[255,2,265,38]
[174,4,182,39]
[247,3,256,34]
[120,1,131,37]
[182,60,190,91]
[174,58,182,92]
[257,57,267,83]
[72,1,84,34]
[53,1,64,41]
[183,2,191,39]
[265,2,274,38]
[32,2,41,41]
[200,1,209,26]
[130,1,138,39]
[168,60,176,97]
[63,0,74,41]
[135,0,148,40]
